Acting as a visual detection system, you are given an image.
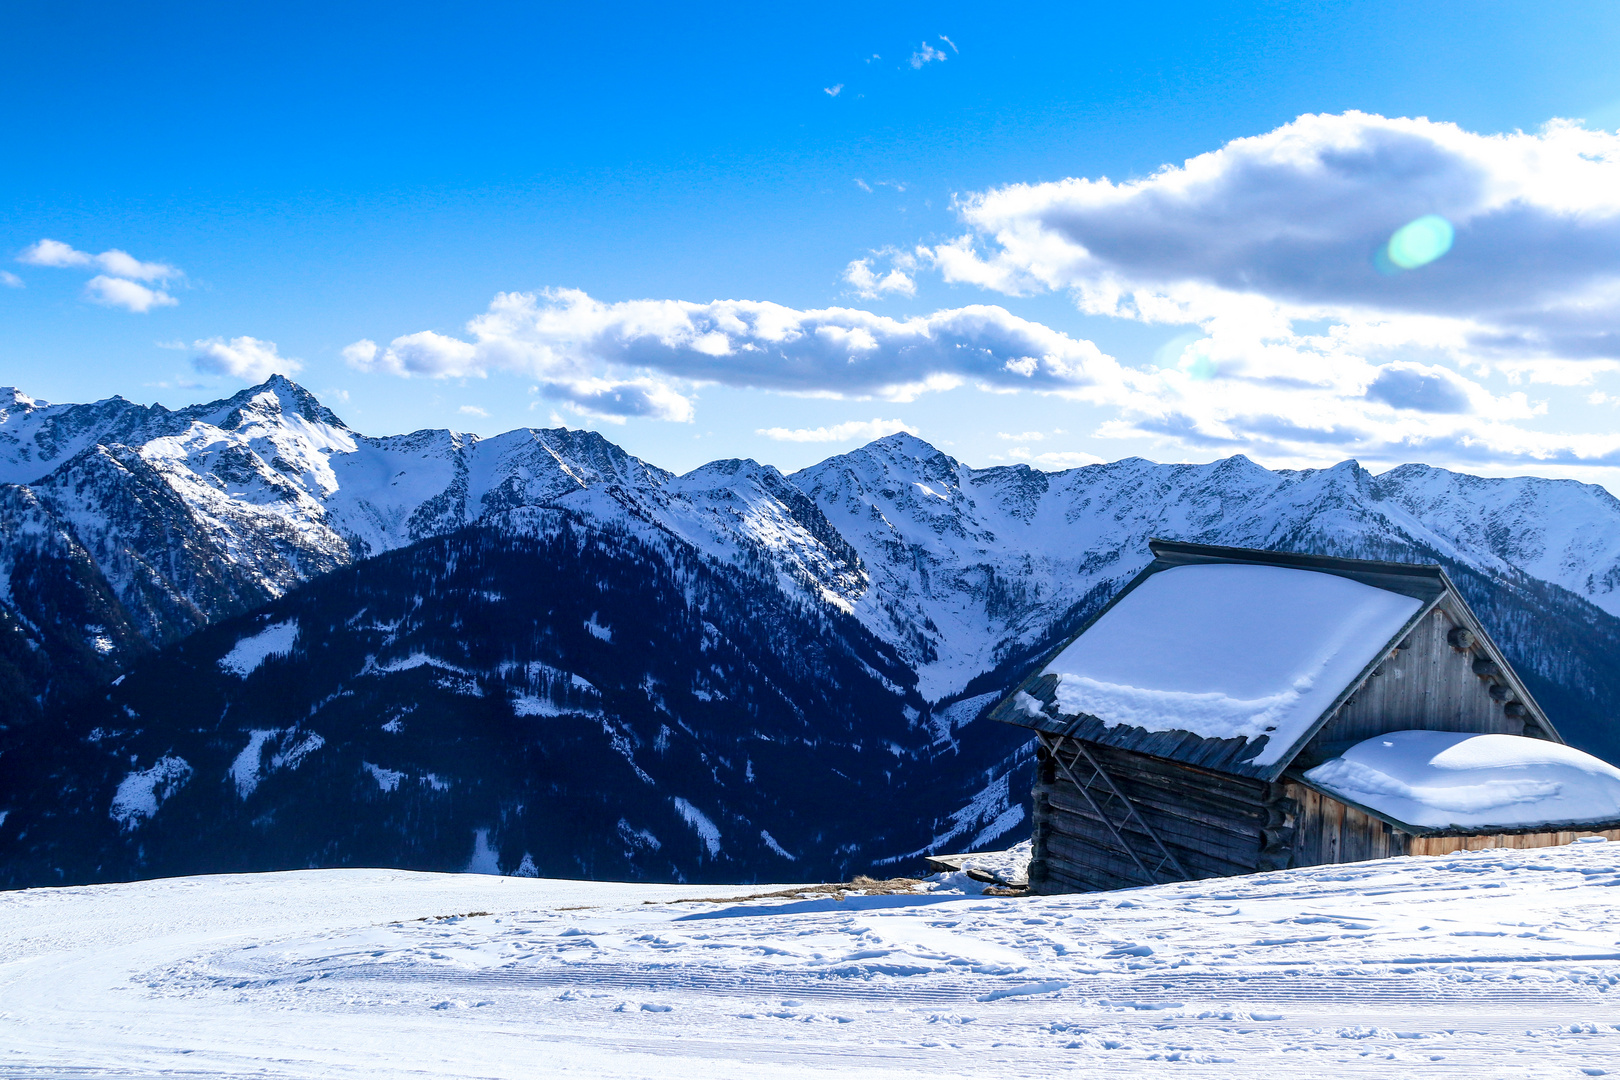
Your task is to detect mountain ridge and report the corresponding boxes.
[3,377,1619,885]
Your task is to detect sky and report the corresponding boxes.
[5,1,1620,489]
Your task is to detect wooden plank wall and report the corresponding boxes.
[1283,782,1620,863]
[1408,829,1620,855]
[1284,781,1409,864]
[1030,739,1293,894]
[1307,605,1522,752]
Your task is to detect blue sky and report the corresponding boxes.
[5,1,1620,486]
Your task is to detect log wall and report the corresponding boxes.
[1307,604,1525,753]
[1283,780,1409,864]
[1030,742,1619,895]
[1029,738,1296,894]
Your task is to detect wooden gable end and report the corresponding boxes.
[1296,586,1558,768]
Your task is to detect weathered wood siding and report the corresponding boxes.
[1281,781,1620,865]
[1306,604,1523,754]
[1407,829,1620,855]
[1283,780,1410,864]
[1029,739,1296,894]
[1031,749,1619,894]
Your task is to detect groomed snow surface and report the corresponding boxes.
[1307,731,1620,830]
[5,845,1620,1077]
[1043,564,1422,765]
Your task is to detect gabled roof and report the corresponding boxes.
[990,539,1559,782]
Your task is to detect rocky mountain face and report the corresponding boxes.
[2,377,1619,886]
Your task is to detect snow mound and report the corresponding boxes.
[1305,730,1620,830]
[219,619,300,677]
[1043,564,1421,765]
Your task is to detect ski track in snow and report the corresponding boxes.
[4,844,1620,1077]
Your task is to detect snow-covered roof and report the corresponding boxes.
[989,540,1535,780]
[1024,562,1423,769]
[1303,731,1620,832]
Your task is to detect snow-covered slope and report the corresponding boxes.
[0,379,867,714]
[7,378,1620,711]
[5,377,1620,885]
[791,436,1620,704]
[5,842,1620,1077]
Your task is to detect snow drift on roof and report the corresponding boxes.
[1040,563,1422,766]
[1305,731,1620,831]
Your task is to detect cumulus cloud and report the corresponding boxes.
[344,288,1125,422]
[914,111,1620,473]
[930,112,1620,365]
[86,276,177,312]
[757,418,917,442]
[458,405,490,417]
[0,271,21,288]
[1363,363,1475,414]
[192,336,301,381]
[20,238,182,312]
[824,84,843,97]
[909,42,946,68]
[843,249,917,298]
[20,239,178,282]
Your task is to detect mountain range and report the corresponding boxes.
[2,376,1619,886]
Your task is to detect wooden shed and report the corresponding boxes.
[989,540,1620,894]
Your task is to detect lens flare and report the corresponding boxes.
[1380,214,1454,272]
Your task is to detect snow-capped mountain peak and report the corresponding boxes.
[5,375,1620,722]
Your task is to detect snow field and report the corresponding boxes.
[4,844,1620,1078]
[217,618,299,677]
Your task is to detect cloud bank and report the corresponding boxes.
[931,112,1620,364]
[918,111,1620,471]
[343,113,1620,478]
[345,289,1123,422]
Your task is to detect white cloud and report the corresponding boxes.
[824,84,843,97]
[757,418,917,443]
[20,239,178,282]
[191,336,301,381]
[997,430,1047,441]
[0,271,21,288]
[344,288,1125,422]
[909,42,946,68]
[1004,448,1105,469]
[86,275,177,313]
[458,405,490,417]
[843,250,917,298]
[938,35,959,54]
[18,239,92,269]
[1496,359,1620,386]
[907,111,1620,472]
[20,239,182,313]
[930,112,1620,363]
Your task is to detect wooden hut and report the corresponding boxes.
[990,540,1620,894]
